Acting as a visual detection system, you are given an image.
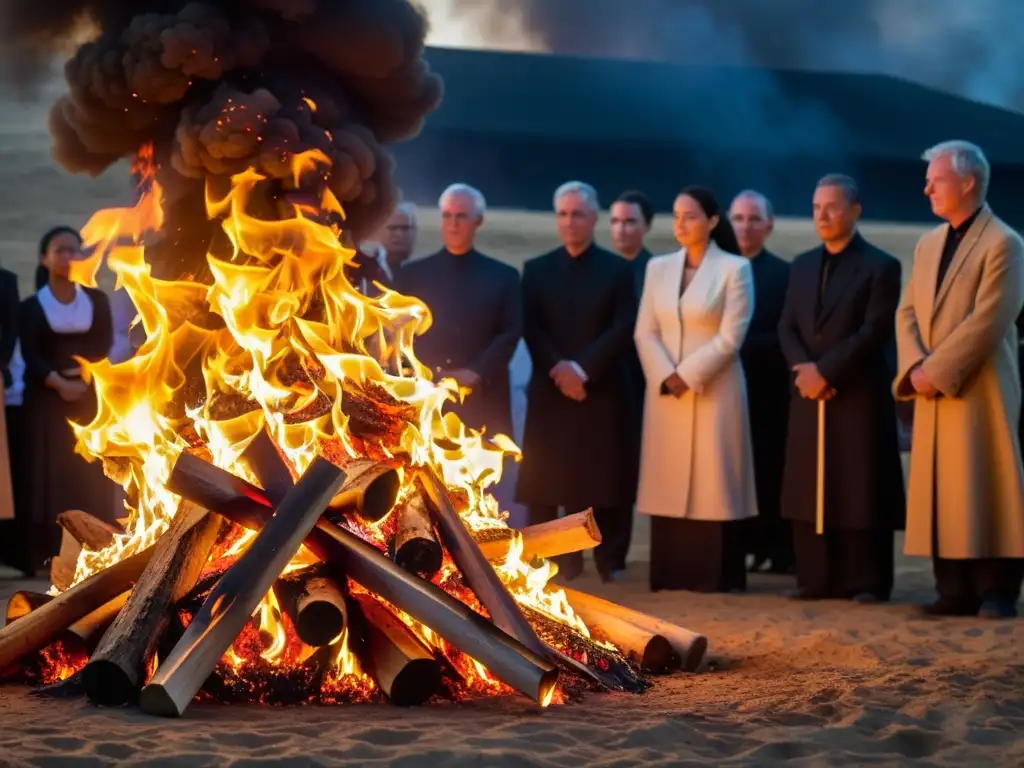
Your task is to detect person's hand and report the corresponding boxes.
[662,373,688,397]
[559,378,587,402]
[443,368,481,390]
[550,360,584,388]
[793,363,831,400]
[58,378,88,402]
[910,364,939,398]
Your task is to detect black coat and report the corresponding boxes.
[516,244,638,509]
[0,269,19,389]
[393,248,521,438]
[778,233,906,531]
[740,249,791,523]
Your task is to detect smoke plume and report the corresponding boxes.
[450,0,1024,113]
[0,0,443,276]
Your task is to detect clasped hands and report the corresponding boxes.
[909,363,939,399]
[550,361,587,402]
[792,362,836,400]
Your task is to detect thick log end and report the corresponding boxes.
[389,658,442,707]
[361,468,401,522]
[680,635,708,673]
[295,602,346,648]
[642,635,682,675]
[82,659,138,707]
[394,540,443,579]
[139,683,184,718]
[538,669,559,708]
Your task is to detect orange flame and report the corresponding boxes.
[56,141,596,696]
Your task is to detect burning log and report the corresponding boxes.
[83,503,224,707]
[166,451,398,526]
[416,468,547,657]
[0,548,153,671]
[354,593,441,706]
[242,429,295,502]
[563,587,708,672]
[140,457,346,717]
[57,509,121,551]
[50,510,123,591]
[329,459,401,522]
[391,489,441,578]
[274,565,348,648]
[474,510,602,563]
[165,454,560,705]
[5,592,51,624]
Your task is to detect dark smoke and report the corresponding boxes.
[452,0,1024,113]
[0,0,443,277]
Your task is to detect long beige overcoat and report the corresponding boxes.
[634,245,759,521]
[894,205,1024,558]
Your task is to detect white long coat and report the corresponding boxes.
[634,245,759,521]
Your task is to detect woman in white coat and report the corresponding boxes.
[635,186,758,592]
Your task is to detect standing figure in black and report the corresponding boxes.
[393,184,521,511]
[729,190,793,574]
[0,264,20,570]
[608,189,655,579]
[20,227,115,575]
[516,181,638,581]
[778,175,905,602]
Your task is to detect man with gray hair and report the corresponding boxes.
[729,190,793,574]
[393,183,521,443]
[376,201,418,282]
[895,140,1024,618]
[516,181,638,582]
[779,173,905,603]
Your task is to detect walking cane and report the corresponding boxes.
[815,398,826,535]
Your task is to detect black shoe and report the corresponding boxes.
[978,599,1018,619]
[917,599,977,617]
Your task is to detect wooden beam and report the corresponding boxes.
[139,457,346,717]
[392,489,441,578]
[83,503,223,706]
[0,548,153,671]
[474,509,601,562]
[563,586,708,672]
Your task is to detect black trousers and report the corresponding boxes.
[792,522,894,600]
[933,557,1024,609]
[529,505,632,573]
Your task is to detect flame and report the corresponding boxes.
[54,139,601,699]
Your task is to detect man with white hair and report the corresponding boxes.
[895,140,1024,618]
[729,190,793,574]
[393,183,521,448]
[516,181,638,582]
[376,201,418,282]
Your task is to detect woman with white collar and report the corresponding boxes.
[19,226,114,575]
[635,186,759,593]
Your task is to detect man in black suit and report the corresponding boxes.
[778,174,905,603]
[729,190,793,574]
[516,181,638,581]
[393,184,521,507]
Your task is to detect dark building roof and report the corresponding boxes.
[390,47,1024,225]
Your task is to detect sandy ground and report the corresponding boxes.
[2,544,1023,766]
[6,93,1024,767]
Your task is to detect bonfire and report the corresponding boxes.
[0,0,706,715]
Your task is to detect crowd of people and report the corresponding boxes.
[1,138,1022,624]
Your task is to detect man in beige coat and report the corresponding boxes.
[895,140,1024,619]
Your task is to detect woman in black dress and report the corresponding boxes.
[20,226,115,575]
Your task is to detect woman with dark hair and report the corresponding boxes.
[634,186,758,592]
[18,226,115,575]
